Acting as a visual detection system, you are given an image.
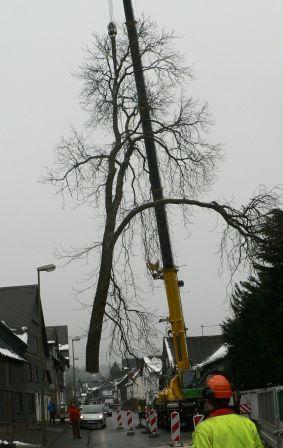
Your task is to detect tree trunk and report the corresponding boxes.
[86,219,115,372]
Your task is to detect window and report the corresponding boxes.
[15,393,23,413]
[27,363,32,382]
[27,394,35,413]
[5,360,10,386]
[0,360,5,385]
[33,366,39,383]
[34,337,38,353]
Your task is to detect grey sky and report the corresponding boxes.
[1,1,282,368]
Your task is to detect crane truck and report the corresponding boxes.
[122,0,203,429]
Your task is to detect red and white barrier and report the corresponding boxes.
[240,402,252,415]
[126,410,135,435]
[171,411,181,443]
[193,413,204,428]
[149,409,158,437]
[116,408,123,429]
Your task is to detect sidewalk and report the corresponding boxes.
[51,428,89,448]
[0,423,68,447]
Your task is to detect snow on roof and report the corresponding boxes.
[132,368,140,380]
[116,374,128,386]
[143,356,162,374]
[196,344,228,368]
[164,338,174,368]
[0,348,25,362]
[88,384,104,392]
[15,332,28,344]
[1,321,28,345]
[59,344,69,351]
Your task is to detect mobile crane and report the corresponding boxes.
[122,0,203,427]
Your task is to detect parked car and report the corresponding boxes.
[80,405,106,429]
[103,404,112,416]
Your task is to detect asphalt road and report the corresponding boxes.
[84,413,193,448]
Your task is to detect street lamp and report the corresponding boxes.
[37,264,56,448]
[71,336,81,400]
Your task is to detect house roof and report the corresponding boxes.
[46,326,68,345]
[46,327,58,344]
[0,285,38,328]
[0,284,49,356]
[164,338,174,368]
[0,325,26,363]
[0,321,28,346]
[196,344,228,368]
[122,357,142,370]
[188,335,223,366]
[115,374,129,387]
[163,335,223,367]
[0,346,26,362]
[143,356,162,374]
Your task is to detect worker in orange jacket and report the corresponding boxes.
[68,402,82,439]
[192,373,263,448]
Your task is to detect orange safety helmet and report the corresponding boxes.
[203,373,233,399]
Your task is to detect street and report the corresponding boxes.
[81,413,194,448]
[55,414,193,448]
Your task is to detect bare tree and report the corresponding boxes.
[44,18,278,372]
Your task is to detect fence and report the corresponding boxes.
[241,386,283,448]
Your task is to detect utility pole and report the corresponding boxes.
[37,264,56,448]
[71,337,81,400]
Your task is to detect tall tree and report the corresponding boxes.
[222,209,283,389]
[45,18,278,372]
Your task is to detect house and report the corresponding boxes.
[124,368,142,402]
[141,356,162,403]
[127,357,162,404]
[47,325,69,363]
[160,335,223,389]
[0,285,50,423]
[115,356,162,406]
[87,381,114,405]
[0,285,70,424]
[0,321,28,423]
[114,372,132,404]
[46,326,69,408]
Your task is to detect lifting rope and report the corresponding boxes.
[107,0,118,77]
[107,0,117,39]
[108,0,114,23]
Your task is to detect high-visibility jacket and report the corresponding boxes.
[192,412,263,448]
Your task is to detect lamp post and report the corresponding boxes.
[37,264,56,448]
[71,337,81,400]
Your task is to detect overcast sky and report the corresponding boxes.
[1,1,282,369]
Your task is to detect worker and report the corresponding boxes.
[192,373,263,448]
[68,402,82,440]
